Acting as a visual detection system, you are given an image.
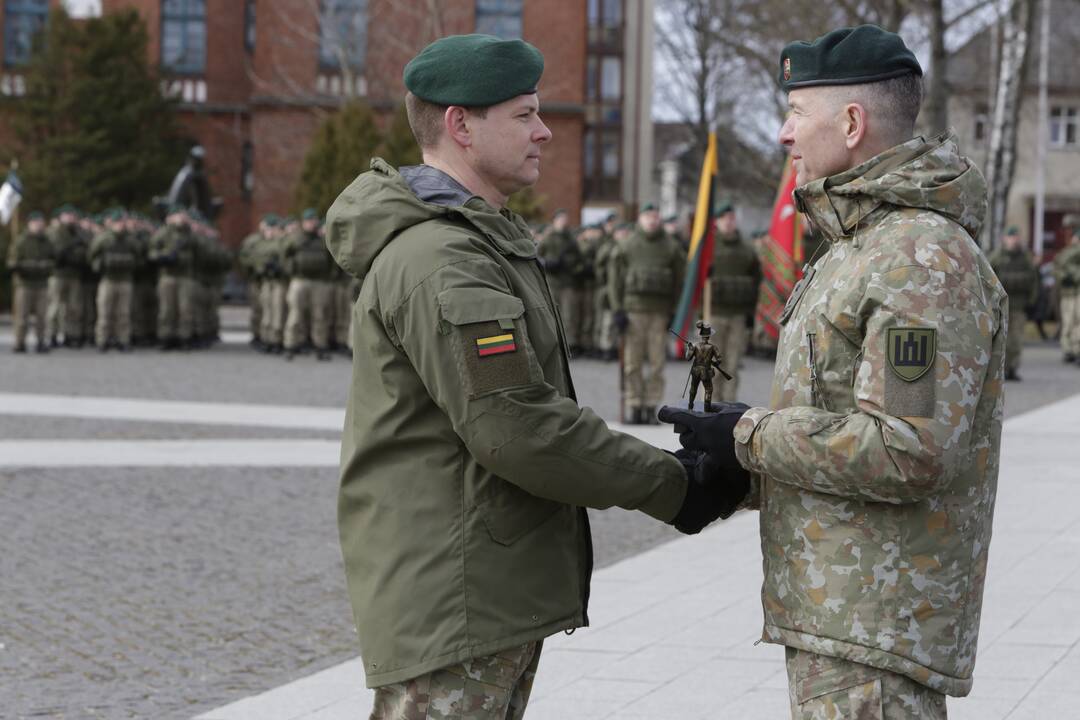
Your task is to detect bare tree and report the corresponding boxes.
[984,0,1037,249]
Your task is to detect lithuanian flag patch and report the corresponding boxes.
[476,333,517,357]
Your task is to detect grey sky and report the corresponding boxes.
[64,0,101,18]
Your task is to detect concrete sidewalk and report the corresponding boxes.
[197,394,1080,720]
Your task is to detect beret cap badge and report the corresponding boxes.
[783,58,792,81]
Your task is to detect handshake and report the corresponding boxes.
[659,402,751,536]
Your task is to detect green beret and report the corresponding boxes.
[263,213,280,227]
[1006,225,1020,236]
[640,202,658,212]
[302,208,319,221]
[713,201,733,216]
[404,34,544,107]
[663,215,678,224]
[779,25,922,92]
[105,207,126,221]
[27,210,44,221]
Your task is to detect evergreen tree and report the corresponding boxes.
[507,187,546,223]
[295,101,382,216]
[13,8,185,213]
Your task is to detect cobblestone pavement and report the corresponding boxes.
[1,311,1076,719]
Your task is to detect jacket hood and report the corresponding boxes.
[795,130,987,242]
[326,158,533,281]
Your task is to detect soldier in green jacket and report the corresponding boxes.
[128,214,159,347]
[239,215,276,349]
[708,201,761,401]
[8,211,55,353]
[1055,221,1080,364]
[326,34,739,719]
[664,26,1006,719]
[149,206,197,350]
[256,219,288,354]
[609,203,686,424]
[989,226,1039,380]
[282,208,334,360]
[538,209,588,354]
[592,213,618,360]
[88,208,137,351]
[46,205,90,347]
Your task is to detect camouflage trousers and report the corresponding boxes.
[786,648,947,720]
[623,311,668,408]
[157,274,195,342]
[1005,308,1026,372]
[1061,293,1080,356]
[13,280,49,348]
[248,278,263,338]
[260,279,288,345]
[284,278,332,351]
[47,273,85,342]
[371,641,542,720]
[95,278,133,347]
[709,313,747,402]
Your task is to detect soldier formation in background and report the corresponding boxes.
[988,225,1039,380]
[7,203,353,359]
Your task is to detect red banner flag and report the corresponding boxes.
[754,157,802,344]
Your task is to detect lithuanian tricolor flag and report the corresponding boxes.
[476,333,517,357]
[754,156,802,344]
[669,132,719,339]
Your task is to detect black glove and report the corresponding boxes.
[613,310,629,334]
[658,403,751,471]
[669,449,750,534]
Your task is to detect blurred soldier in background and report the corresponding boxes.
[989,226,1039,380]
[150,206,196,350]
[578,223,601,357]
[79,213,101,343]
[46,205,89,347]
[610,203,685,424]
[282,208,334,361]
[539,208,588,355]
[89,208,137,351]
[257,217,288,354]
[129,213,158,347]
[708,201,761,401]
[1056,215,1080,364]
[9,211,55,354]
[239,214,276,349]
[592,213,618,361]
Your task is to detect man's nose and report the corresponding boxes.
[535,118,552,144]
[778,117,795,147]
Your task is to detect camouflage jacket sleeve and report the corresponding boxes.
[734,265,1001,504]
[389,256,687,521]
[608,247,626,312]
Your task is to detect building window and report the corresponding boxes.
[4,0,48,67]
[161,0,206,74]
[241,141,254,197]
[244,0,256,53]
[974,104,988,142]
[476,0,522,38]
[319,0,367,72]
[1050,106,1078,147]
[588,0,622,48]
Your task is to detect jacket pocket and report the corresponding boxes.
[810,314,861,412]
[480,477,561,546]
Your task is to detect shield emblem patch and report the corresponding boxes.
[886,327,936,382]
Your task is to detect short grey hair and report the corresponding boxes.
[829,72,924,145]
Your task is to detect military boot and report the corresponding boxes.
[12,344,27,354]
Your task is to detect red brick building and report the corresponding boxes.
[2,0,655,245]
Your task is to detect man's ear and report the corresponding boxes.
[842,102,868,151]
[443,106,472,149]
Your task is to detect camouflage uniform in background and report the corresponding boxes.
[89,223,137,348]
[130,222,158,346]
[609,225,685,421]
[1054,232,1080,362]
[733,132,1006,713]
[46,220,89,345]
[78,223,99,343]
[238,228,266,344]
[257,232,288,351]
[9,226,56,351]
[592,228,617,359]
[149,220,197,347]
[709,227,762,401]
[282,225,335,355]
[192,230,229,345]
[988,242,1039,377]
[538,226,587,353]
[370,642,541,720]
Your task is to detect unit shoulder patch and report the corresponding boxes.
[885,327,936,382]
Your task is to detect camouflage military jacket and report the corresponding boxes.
[1055,242,1080,295]
[732,132,1006,696]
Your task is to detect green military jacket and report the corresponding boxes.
[710,230,762,316]
[48,223,88,278]
[89,230,137,281]
[732,132,1006,697]
[326,159,686,688]
[988,246,1039,311]
[149,224,196,277]
[283,229,334,280]
[593,233,616,309]
[538,227,586,289]
[238,231,264,280]
[609,227,685,315]
[10,230,55,284]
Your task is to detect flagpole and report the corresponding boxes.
[10,159,19,238]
